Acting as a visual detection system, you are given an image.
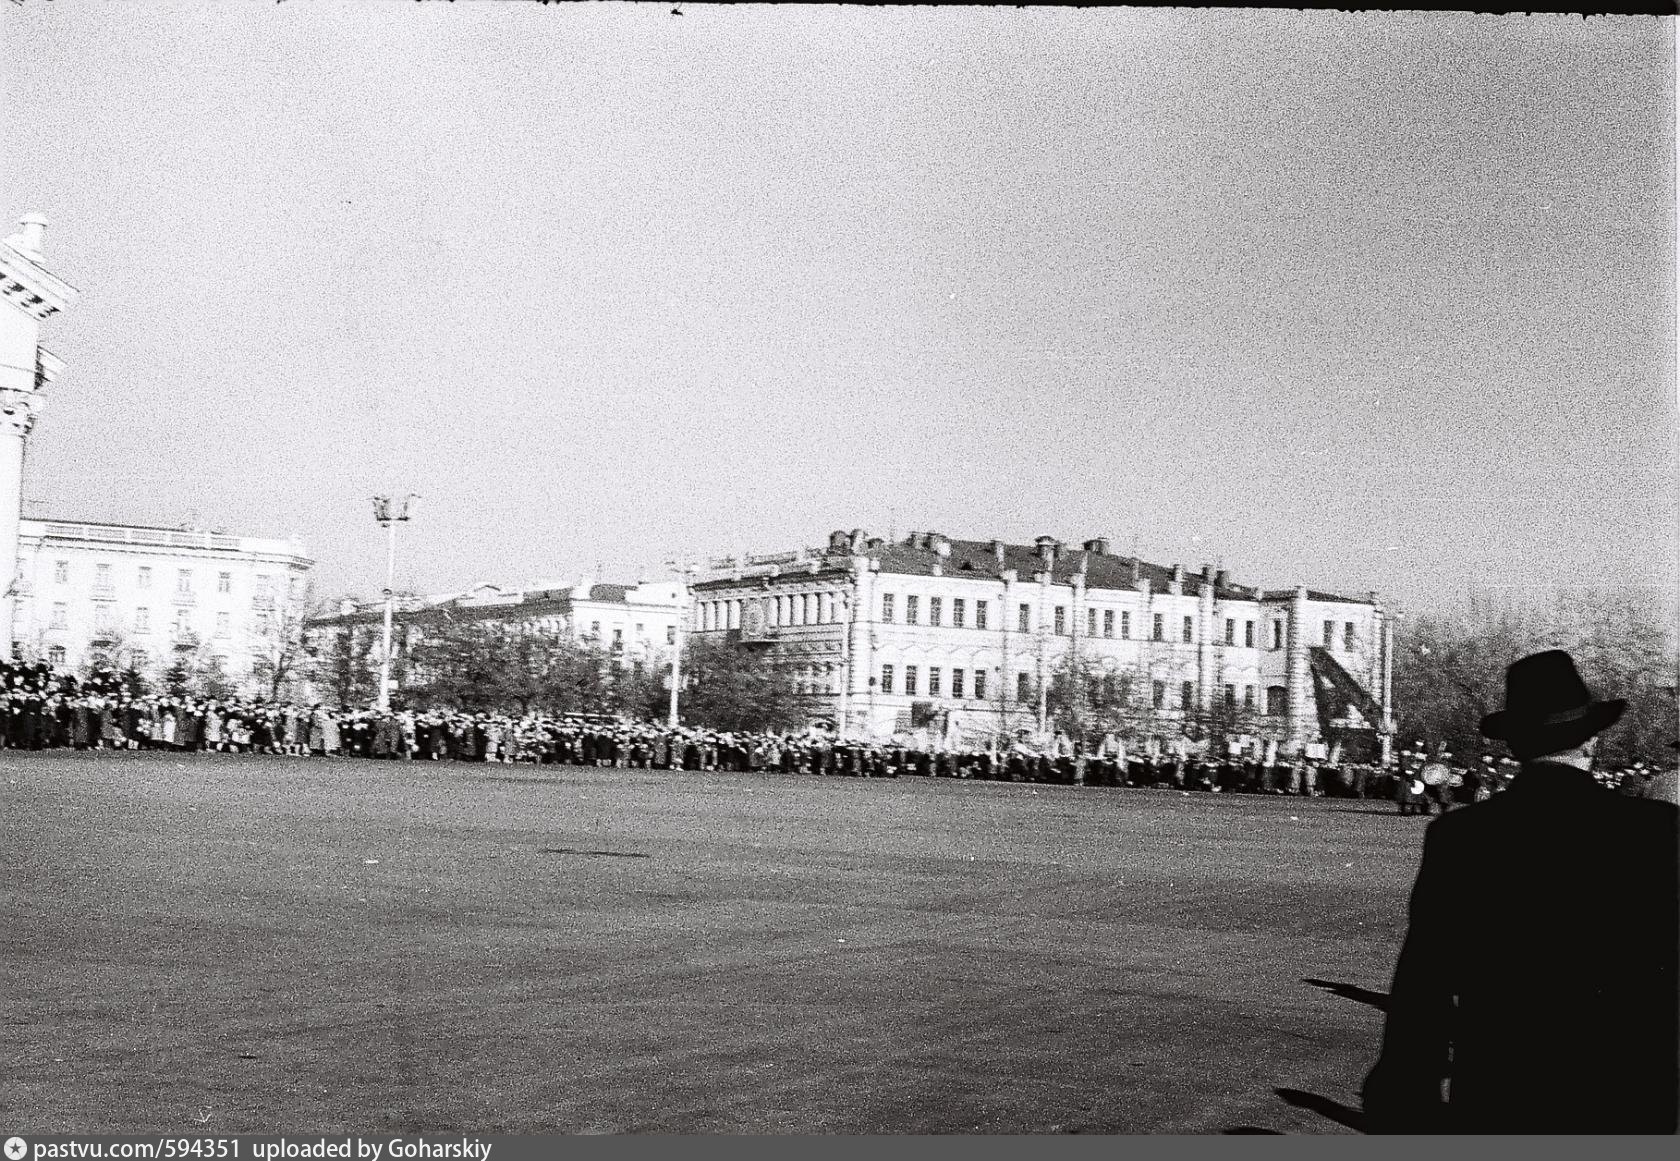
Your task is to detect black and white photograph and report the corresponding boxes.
[2,0,1676,1141]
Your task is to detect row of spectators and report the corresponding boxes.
[3,661,1670,804]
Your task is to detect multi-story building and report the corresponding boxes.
[12,517,314,689]
[690,529,1396,758]
[303,577,686,701]
[1,216,317,695]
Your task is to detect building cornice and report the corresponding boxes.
[0,240,78,320]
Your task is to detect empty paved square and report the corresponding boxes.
[3,752,1423,1134]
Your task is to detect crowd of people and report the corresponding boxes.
[2,661,1670,808]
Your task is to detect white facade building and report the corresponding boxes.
[691,530,1396,757]
[12,518,314,688]
[304,577,687,702]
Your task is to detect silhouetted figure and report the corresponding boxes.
[1363,651,1678,1134]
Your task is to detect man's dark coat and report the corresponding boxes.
[1363,761,1678,1133]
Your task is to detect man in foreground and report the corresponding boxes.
[1362,650,1678,1134]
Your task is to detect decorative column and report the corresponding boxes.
[0,214,78,657]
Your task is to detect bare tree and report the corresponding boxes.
[1395,589,1678,766]
[250,580,323,701]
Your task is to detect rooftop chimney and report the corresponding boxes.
[1083,537,1111,556]
[1213,569,1227,590]
[1035,535,1058,570]
[5,213,46,259]
[991,540,1006,569]
[932,535,951,558]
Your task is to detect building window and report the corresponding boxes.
[928,597,941,627]
[1152,613,1164,641]
[50,602,67,629]
[666,625,676,645]
[132,649,148,670]
[1267,686,1288,716]
[217,572,231,594]
[1121,611,1131,639]
[612,628,624,652]
[1182,616,1194,643]
[1244,685,1255,711]
[1181,680,1194,709]
[176,569,192,593]
[905,595,919,625]
[214,612,230,638]
[1103,609,1114,638]
[974,670,987,699]
[1323,620,1335,648]
[1088,608,1098,637]
[1018,604,1031,633]
[952,598,966,628]
[975,600,988,630]
[93,604,115,634]
[1054,606,1066,635]
[53,560,68,584]
[1224,683,1236,707]
[135,607,150,633]
[951,668,965,698]
[95,563,112,589]
[881,593,895,623]
[635,623,644,637]
[1344,622,1356,651]
[1017,672,1032,701]
[138,566,152,589]
[1245,620,1255,648]
[929,667,942,697]
[174,608,191,634]
[589,621,600,639]
[1272,621,1284,651]
[1151,680,1165,709]
[904,666,918,696]
[1224,618,1235,645]
[881,664,895,694]
[47,645,66,666]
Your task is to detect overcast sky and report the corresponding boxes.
[2,3,1673,616]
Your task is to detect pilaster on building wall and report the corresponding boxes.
[690,529,1396,755]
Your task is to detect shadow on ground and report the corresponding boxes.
[1222,979,1387,1133]
[1303,977,1389,1013]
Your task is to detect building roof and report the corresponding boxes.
[695,532,1373,606]
[305,579,659,629]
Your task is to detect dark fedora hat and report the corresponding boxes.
[1480,649,1625,760]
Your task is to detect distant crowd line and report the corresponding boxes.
[2,662,1670,808]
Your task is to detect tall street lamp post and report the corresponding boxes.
[372,493,419,712]
[666,562,697,728]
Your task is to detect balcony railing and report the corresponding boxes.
[172,591,197,607]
